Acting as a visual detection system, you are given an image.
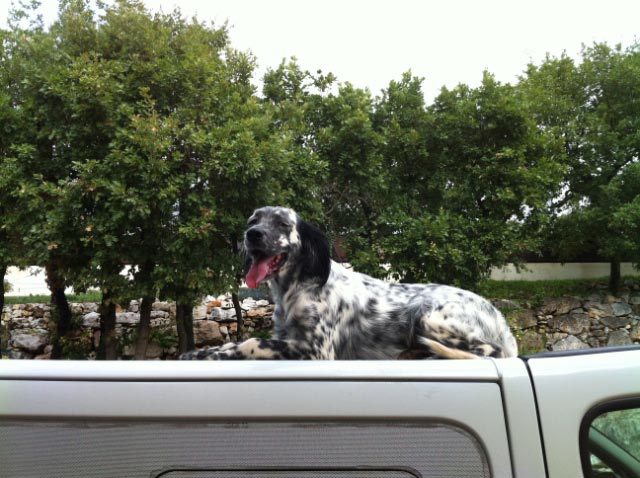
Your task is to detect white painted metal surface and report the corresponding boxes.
[2,349,639,477]
[527,349,640,478]
[494,358,546,478]
[0,358,499,381]
[0,359,513,477]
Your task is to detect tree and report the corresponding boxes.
[60,0,296,356]
[373,72,434,212]
[261,59,332,219]
[314,84,386,248]
[263,59,392,263]
[263,67,566,289]
[525,43,640,293]
[0,1,91,358]
[0,155,22,318]
[4,0,308,358]
[374,73,564,287]
[0,22,27,316]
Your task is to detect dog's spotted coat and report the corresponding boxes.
[180,206,518,360]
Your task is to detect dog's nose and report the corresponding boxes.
[245,227,264,243]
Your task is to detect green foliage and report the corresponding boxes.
[525,43,640,291]
[55,305,94,359]
[353,72,565,286]
[149,326,178,350]
[372,208,497,287]
[3,0,640,340]
[262,65,569,287]
[58,329,93,360]
[115,324,175,357]
[515,332,547,356]
[116,328,136,356]
[250,329,272,340]
[1,2,306,322]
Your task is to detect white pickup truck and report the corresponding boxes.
[1,347,639,478]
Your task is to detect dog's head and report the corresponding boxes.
[243,206,330,289]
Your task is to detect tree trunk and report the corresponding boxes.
[231,239,245,338]
[134,295,153,360]
[176,301,194,355]
[176,303,187,355]
[1,263,6,355]
[97,291,118,360]
[0,263,6,319]
[45,262,73,359]
[231,292,244,338]
[609,259,621,296]
[133,260,156,360]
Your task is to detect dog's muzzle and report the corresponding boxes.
[244,226,288,288]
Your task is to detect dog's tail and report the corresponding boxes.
[417,337,483,360]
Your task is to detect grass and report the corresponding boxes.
[4,290,102,305]
[3,286,265,306]
[3,286,264,306]
[476,275,640,303]
[4,276,639,306]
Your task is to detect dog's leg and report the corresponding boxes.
[179,338,312,360]
[416,336,503,359]
[467,340,504,358]
[417,337,479,359]
[396,348,437,360]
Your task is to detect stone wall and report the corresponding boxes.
[499,292,640,354]
[2,291,639,359]
[1,295,273,359]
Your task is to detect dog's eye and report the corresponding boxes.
[247,218,258,226]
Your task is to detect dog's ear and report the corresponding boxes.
[297,218,331,286]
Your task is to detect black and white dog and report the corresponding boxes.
[180,206,518,360]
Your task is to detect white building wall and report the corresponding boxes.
[489,262,636,281]
[4,267,74,296]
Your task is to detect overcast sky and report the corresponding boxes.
[2,0,640,101]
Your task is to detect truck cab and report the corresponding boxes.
[1,347,639,477]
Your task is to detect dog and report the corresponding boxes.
[180,206,518,360]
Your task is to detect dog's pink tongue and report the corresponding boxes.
[246,258,270,289]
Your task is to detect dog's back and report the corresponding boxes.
[272,261,518,360]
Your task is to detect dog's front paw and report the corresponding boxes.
[179,346,223,360]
